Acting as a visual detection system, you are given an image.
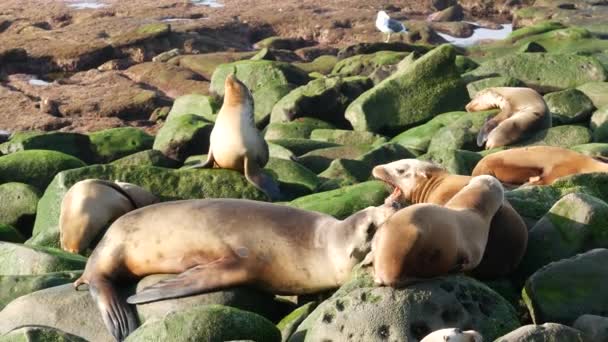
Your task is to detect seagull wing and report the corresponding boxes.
[387,18,405,33]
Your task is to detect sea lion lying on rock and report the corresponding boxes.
[472,145,608,186]
[371,175,504,286]
[73,198,400,341]
[421,328,483,342]
[466,87,550,149]
[372,159,527,278]
[60,179,159,254]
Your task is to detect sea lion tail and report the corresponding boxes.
[90,279,138,341]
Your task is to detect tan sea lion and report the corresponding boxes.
[73,199,400,341]
[466,87,551,149]
[472,145,608,186]
[371,175,504,286]
[188,74,280,200]
[59,179,159,254]
[420,328,483,342]
[372,159,527,278]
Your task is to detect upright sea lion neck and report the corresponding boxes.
[410,172,449,204]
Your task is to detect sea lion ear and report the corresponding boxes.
[416,170,429,179]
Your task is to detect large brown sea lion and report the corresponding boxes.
[73,199,400,341]
[371,175,504,286]
[472,145,608,185]
[372,159,527,278]
[466,87,551,149]
[420,328,483,342]
[59,179,159,254]
[188,74,280,200]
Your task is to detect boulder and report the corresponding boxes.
[0,326,87,342]
[164,94,220,123]
[124,62,210,98]
[268,142,297,161]
[277,302,318,342]
[268,139,340,156]
[253,36,312,51]
[0,271,81,310]
[427,110,496,154]
[310,129,387,146]
[570,143,608,158]
[336,42,427,60]
[252,83,296,125]
[110,23,170,48]
[331,51,409,77]
[515,125,592,148]
[590,105,608,142]
[390,111,466,154]
[345,44,468,135]
[0,224,25,243]
[419,149,483,176]
[168,51,258,80]
[110,150,181,168]
[572,314,608,342]
[0,132,95,164]
[293,55,338,75]
[0,243,86,275]
[466,77,525,98]
[264,158,320,199]
[318,159,373,190]
[88,127,154,163]
[0,183,39,237]
[577,82,608,108]
[427,4,464,22]
[543,89,595,125]
[494,323,585,342]
[523,249,608,324]
[298,145,373,173]
[152,114,213,162]
[265,118,335,140]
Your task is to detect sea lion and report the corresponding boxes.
[472,145,608,186]
[188,74,280,200]
[371,175,504,286]
[372,159,527,278]
[59,179,159,254]
[466,87,550,149]
[73,199,400,341]
[420,328,483,342]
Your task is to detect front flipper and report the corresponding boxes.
[184,149,215,169]
[127,257,248,304]
[90,279,138,341]
[244,156,282,201]
[476,116,499,147]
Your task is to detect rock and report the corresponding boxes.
[28,164,265,248]
[250,48,304,63]
[110,23,170,48]
[570,143,608,158]
[268,142,297,160]
[507,21,566,42]
[264,158,320,199]
[0,271,81,310]
[572,314,608,342]
[345,44,468,135]
[270,76,372,126]
[430,21,475,38]
[264,118,336,140]
[494,323,585,342]
[518,41,547,53]
[0,224,25,243]
[268,139,340,156]
[0,326,88,342]
[0,150,86,191]
[152,48,180,63]
[577,82,608,108]
[455,55,479,74]
[0,243,86,275]
[523,249,608,325]
[149,106,171,122]
[318,159,372,190]
[518,193,608,279]
[427,110,496,154]
[125,305,281,342]
[165,94,220,123]
[253,83,296,125]
[390,111,466,154]
[336,42,428,60]
[0,132,95,164]
[543,89,595,125]
[310,129,387,146]
[402,21,449,45]
[288,181,388,219]
[0,183,39,237]
[298,145,373,173]
[432,0,456,10]
[466,77,525,98]
[591,106,608,142]
[110,150,181,168]
[420,149,483,176]
[152,114,213,162]
[331,51,409,77]
[465,53,607,93]
[516,125,592,148]
[291,268,519,341]
[357,143,417,168]
[293,55,338,75]
[427,5,464,22]
[169,52,258,80]
[88,127,154,163]
[277,302,318,342]
[254,36,313,51]
[124,62,210,98]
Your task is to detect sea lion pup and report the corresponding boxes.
[472,145,608,186]
[371,175,504,286]
[372,159,527,278]
[188,74,281,200]
[466,87,550,149]
[421,328,483,342]
[73,199,400,341]
[59,179,159,254]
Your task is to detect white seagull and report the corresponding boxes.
[376,10,407,43]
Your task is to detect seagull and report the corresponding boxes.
[376,10,407,43]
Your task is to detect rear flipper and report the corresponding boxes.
[184,150,215,169]
[127,257,248,304]
[477,116,498,147]
[89,279,138,342]
[244,156,282,201]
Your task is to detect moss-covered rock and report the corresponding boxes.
[268,139,341,156]
[291,267,518,341]
[0,326,88,342]
[264,158,320,199]
[88,127,154,163]
[495,323,585,342]
[454,55,479,74]
[110,149,181,168]
[466,76,525,98]
[516,125,592,148]
[0,183,39,237]
[0,224,25,244]
[544,89,596,125]
[0,132,95,164]
[288,181,388,219]
[0,150,86,191]
[110,23,170,47]
[507,21,566,42]
[298,145,373,173]
[293,55,338,75]
[523,248,608,325]
[590,105,608,142]
[572,314,608,342]
[168,51,258,80]
[268,142,297,160]
[254,36,311,51]
[390,111,466,153]
[152,114,213,162]
[317,159,372,190]
[265,118,335,140]
[331,51,409,77]
[345,44,468,135]
[310,129,387,146]
[427,4,463,21]
[420,149,483,176]
[577,82,608,109]
[570,143,608,158]
[278,302,318,342]
[253,83,296,125]
[27,165,266,248]
[0,243,86,275]
[427,110,496,153]
[164,94,220,123]
[0,271,81,310]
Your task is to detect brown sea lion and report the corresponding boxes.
[466,87,551,149]
[420,328,483,342]
[371,175,504,286]
[188,74,280,200]
[59,179,159,254]
[73,199,400,341]
[372,159,527,278]
[472,145,608,186]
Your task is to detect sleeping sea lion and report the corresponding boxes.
[466,87,551,149]
[73,199,400,341]
[420,328,483,342]
[372,159,527,278]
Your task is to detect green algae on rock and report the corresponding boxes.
[0,271,81,310]
[88,127,154,163]
[390,111,466,153]
[267,139,341,156]
[297,145,373,173]
[110,23,170,47]
[0,183,39,237]
[0,132,95,164]
[590,106,608,142]
[310,129,387,147]
[0,224,25,244]
[265,118,336,140]
[264,157,321,199]
[570,143,608,158]
[278,302,319,342]
[0,242,86,275]
[164,94,220,123]
[331,51,410,77]
[515,125,592,148]
[466,76,524,98]
[543,89,596,125]
[293,55,338,75]
[110,149,181,168]
[0,326,88,342]
[152,114,213,162]
[577,82,608,109]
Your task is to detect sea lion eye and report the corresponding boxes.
[397,169,405,174]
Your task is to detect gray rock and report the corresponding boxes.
[572,314,608,342]
[494,323,585,342]
[0,326,87,342]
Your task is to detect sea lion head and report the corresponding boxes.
[114,181,160,208]
[420,328,483,342]
[223,74,254,109]
[465,88,502,112]
[372,159,445,203]
[449,175,504,219]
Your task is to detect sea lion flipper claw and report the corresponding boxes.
[244,156,282,201]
